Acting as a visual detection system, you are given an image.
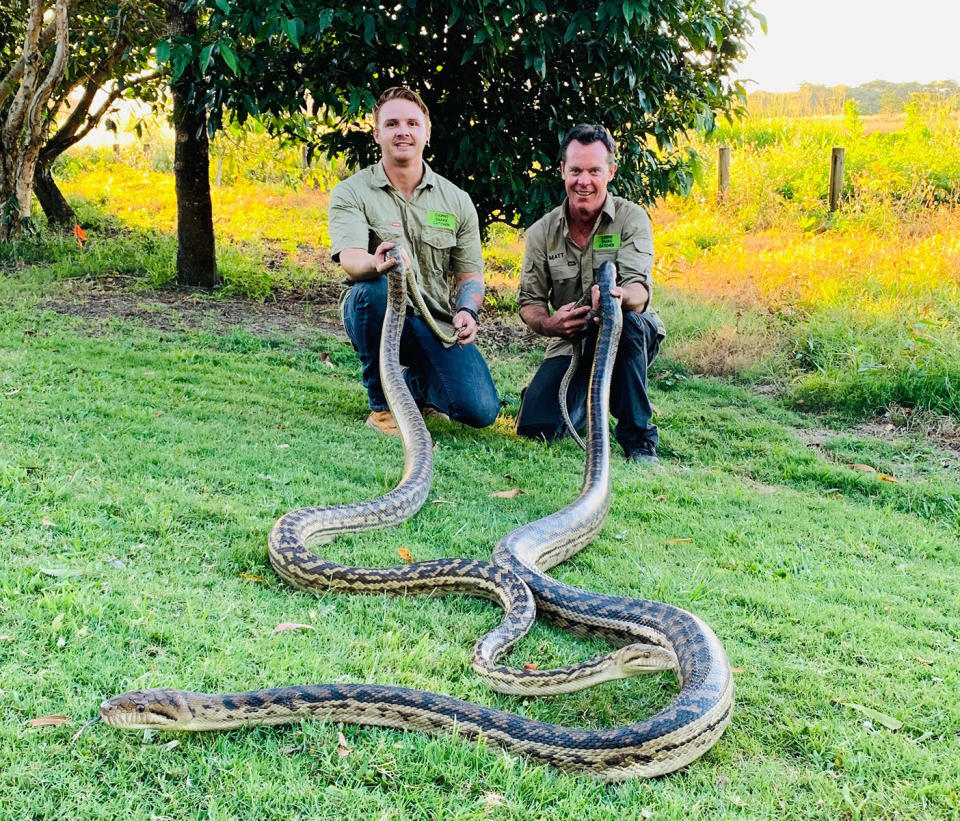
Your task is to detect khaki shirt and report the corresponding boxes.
[518,195,665,358]
[329,161,484,338]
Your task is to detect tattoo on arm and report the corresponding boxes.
[455,279,485,313]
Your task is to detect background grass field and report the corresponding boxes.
[1,106,959,819]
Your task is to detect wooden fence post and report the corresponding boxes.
[717,145,730,201]
[829,147,845,212]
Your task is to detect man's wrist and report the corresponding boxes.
[456,306,479,322]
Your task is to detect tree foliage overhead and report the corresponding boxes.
[168,0,764,230]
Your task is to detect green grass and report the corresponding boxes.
[1,258,959,819]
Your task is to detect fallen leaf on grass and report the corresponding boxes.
[481,793,505,808]
[836,700,903,730]
[849,463,877,472]
[397,547,414,563]
[730,667,746,674]
[877,474,899,483]
[336,731,350,757]
[522,662,538,671]
[39,567,82,578]
[240,573,269,583]
[318,352,336,369]
[667,538,693,545]
[491,488,523,499]
[916,655,933,666]
[431,498,453,505]
[29,715,69,727]
[272,622,315,634]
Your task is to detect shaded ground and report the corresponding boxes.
[40,275,532,352]
[39,276,960,458]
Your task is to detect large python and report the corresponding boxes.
[101,259,733,779]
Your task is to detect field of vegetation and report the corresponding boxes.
[1,104,959,819]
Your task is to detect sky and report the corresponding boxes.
[734,0,960,92]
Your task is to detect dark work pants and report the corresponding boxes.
[341,276,500,428]
[515,311,662,454]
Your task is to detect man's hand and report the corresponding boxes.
[453,309,478,345]
[546,301,592,338]
[589,282,623,323]
[339,242,410,280]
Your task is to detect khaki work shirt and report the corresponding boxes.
[518,195,665,358]
[328,161,484,339]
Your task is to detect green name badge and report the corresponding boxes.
[427,211,456,230]
[594,233,621,250]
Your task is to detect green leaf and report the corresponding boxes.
[362,13,376,45]
[154,40,171,64]
[198,43,215,73]
[317,8,334,31]
[838,701,903,731]
[281,18,302,49]
[220,42,240,76]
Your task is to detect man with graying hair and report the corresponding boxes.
[328,86,499,435]
[516,124,665,464]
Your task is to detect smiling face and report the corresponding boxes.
[561,140,617,223]
[374,98,430,168]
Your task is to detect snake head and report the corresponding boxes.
[616,644,680,678]
[100,688,191,729]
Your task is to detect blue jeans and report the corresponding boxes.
[515,311,662,454]
[342,276,500,428]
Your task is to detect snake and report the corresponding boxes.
[100,258,734,780]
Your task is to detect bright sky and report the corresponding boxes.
[735,0,960,92]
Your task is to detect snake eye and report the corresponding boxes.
[137,704,145,712]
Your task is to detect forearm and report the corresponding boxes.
[337,248,380,281]
[520,303,554,336]
[620,280,650,313]
[454,272,484,318]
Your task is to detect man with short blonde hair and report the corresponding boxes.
[328,87,499,435]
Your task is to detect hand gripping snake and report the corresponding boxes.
[101,258,734,779]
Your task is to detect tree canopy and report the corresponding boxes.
[165,0,763,231]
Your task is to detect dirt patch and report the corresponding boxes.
[39,275,532,353]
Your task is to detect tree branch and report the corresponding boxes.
[0,0,81,110]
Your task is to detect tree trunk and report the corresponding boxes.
[33,163,76,229]
[165,2,218,288]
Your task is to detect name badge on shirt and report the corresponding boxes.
[594,233,621,250]
[427,211,456,230]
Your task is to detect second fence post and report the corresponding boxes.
[829,147,845,212]
[718,145,730,201]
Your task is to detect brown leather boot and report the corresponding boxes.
[365,410,400,436]
[421,406,451,423]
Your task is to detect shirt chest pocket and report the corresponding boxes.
[419,226,456,279]
[548,259,581,307]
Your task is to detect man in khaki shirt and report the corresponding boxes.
[328,87,499,434]
[517,124,665,463]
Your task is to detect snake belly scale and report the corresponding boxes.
[101,260,734,779]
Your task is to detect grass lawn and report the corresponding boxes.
[1,247,959,819]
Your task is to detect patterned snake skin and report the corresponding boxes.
[101,260,733,779]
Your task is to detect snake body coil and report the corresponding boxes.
[101,261,733,779]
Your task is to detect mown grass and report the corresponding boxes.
[1,247,959,819]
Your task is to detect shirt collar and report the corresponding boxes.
[559,194,615,233]
[371,160,436,192]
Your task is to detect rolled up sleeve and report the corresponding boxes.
[518,222,550,310]
[328,180,370,263]
[615,207,654,289]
